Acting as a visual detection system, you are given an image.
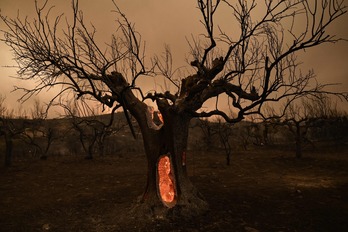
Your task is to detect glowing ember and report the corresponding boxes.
[158,156,176,206]
[157,111,164,124]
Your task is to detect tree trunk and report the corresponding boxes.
[295,124,302,159]
[4,134,13,167]
[128,104,208,219]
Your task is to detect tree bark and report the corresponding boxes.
[120,90,208,219]
[135,112,208,219]
[295,124,302,159]
[4,133,13,167]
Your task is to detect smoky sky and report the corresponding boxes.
[1,0,347,114]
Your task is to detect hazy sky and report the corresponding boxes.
[1,0,347,115]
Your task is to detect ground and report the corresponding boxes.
[0,145,347,232]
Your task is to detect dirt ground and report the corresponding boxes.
[0,145,347,232]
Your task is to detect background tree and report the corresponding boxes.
[197,118,217,151]
[1,0,347,218]
[59,99,124,159]
[234,121,253,150]
[0,95,26,166]
[282,100,314,158]
[268,94,344,158]
[196,117,233,164]
[20,99,56,160]
[215,117,234,165]
[0,95,13,167]
[0,95,8,117]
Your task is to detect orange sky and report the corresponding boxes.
[1,0,347,116]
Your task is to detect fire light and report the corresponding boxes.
[158,155,176,207]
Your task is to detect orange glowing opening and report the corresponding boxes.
[158,155,176,207]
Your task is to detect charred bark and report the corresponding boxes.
[295,123,303,159]
[1,119,19,167]
[136,118,208,219]
[4,133,13,167]
[122,92,208,219]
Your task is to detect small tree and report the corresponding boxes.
[269,94,343,158]
[20,100,56,159]
[1,0,347,218]
[0,95,8,117]
[0,95,25,166]
[215,118,233,165]
[197,117,233,164]
[197,118,217,151]
[283,101,313,158]
[60,99,124,159]
[0,95,13,166]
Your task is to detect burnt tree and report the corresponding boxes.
[0,118,15,167]
[0,95,24,166]
[215,118,234,165]
[275,94,345,158]
[60,100,124,159]
[197,118,217,151]
[20,100,56,160]
[1,0,347,218]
